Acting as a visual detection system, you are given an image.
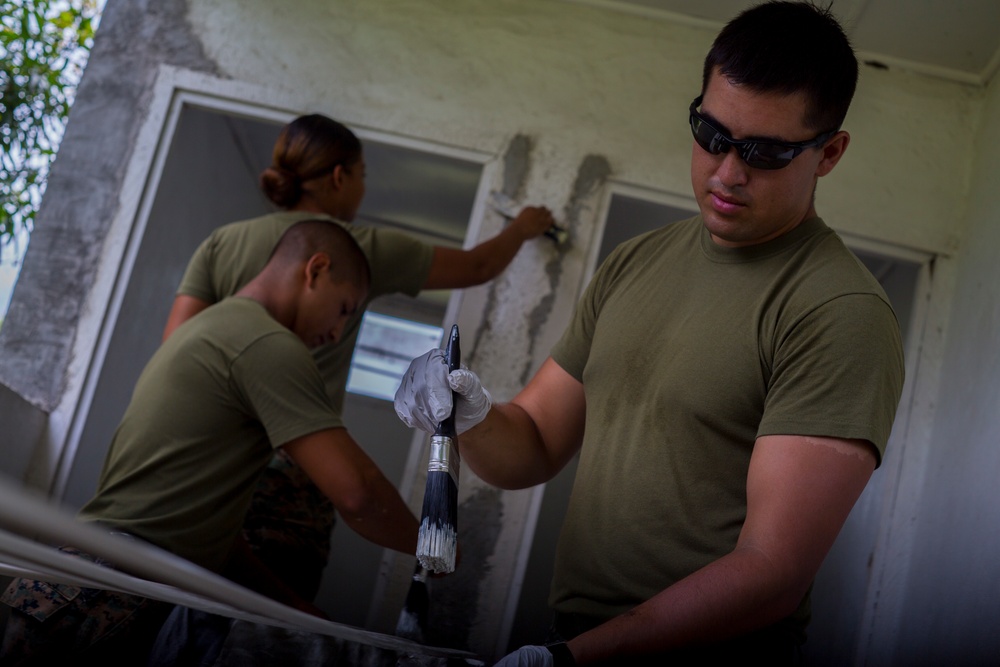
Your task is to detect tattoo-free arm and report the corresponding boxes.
[282,427,419,555]
[562,434,877,663]
[458,358,586,490]
[422,206,555,289]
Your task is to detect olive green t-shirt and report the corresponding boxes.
[549,216,905,639]
[78,298,341,572]
[177,210,435,411]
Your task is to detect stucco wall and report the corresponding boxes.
[0,0,218,415]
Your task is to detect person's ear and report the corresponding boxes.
[816,130,850,177]
[304,253,331,288]
[330,164,347,191]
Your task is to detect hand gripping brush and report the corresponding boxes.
[488,191,569,246]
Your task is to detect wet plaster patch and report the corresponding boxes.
[518,154,611,385]
[501,134,533,199]
[468,139,612,395]
[467,134,533,369]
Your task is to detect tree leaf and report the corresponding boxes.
[0,0,101,248]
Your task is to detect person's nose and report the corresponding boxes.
[715,146,750,188]
[330,317,347,344]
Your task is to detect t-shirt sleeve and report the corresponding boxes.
[365,227,435,297]
[550,249,623,381]
[229,332,343,448]
[757,293,905,464]
[551,284,598,382]
[176,233,220,303]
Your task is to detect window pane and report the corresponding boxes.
[347,312,444,401]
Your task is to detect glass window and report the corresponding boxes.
[346,312,444,401]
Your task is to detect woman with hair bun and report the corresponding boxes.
[256,114,364,215]
[161,113,554,607]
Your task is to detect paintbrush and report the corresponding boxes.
[415,324,461,573]
[395,562,430,643]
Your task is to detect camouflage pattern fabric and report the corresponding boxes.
[0,546,170,663]
[240,448,337,601]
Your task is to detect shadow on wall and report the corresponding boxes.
[0,383,48,486]
[421,486,505,650]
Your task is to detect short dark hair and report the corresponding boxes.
[270,219,370,290]
[259,114,363,209]
[702,1,858,132]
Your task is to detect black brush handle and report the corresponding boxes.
[436,325,460,439]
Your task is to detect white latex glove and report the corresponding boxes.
[448,367,492,434]
[394,349,492,435]
[493,646,552,667]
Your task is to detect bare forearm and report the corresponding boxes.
[459,402,566,490]
[424,227,529,289]
[454,358,584,489]
[283,430,420,556]
[466,223,537,282]
[567,546,807,663]
[338,474,420,555]
[566,435,874,663]
[423,207,553,289]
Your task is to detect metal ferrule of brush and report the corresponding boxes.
[428,434,460,486]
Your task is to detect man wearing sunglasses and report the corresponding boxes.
[395,2,905,665]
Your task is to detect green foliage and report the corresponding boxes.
[1,0,100,252]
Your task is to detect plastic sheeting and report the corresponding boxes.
[0,475,483,665]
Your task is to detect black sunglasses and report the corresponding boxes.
[689,96,835,170]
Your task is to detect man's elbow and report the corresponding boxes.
[737,544,819,621]
[332,466,403,523]
[771,580,814,620]
[334,483,382,521]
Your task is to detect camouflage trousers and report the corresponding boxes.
[241,448,337,601]
[0,546,171,665]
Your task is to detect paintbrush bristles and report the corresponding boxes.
[416,463,458,573]
[416,519,457,573]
